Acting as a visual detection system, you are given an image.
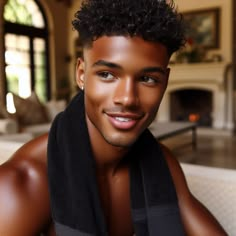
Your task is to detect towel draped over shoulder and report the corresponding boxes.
[47,91,185,236]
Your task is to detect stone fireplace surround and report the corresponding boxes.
[157,62,234,131]
[170,89,213,126]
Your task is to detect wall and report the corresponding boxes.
[175,0,233,63]
[43,0,72,99]
[68,0,82,96]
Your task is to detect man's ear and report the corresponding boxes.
[75,58,85,90]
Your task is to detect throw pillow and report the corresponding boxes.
[0,105,16,120]
[13,92,49,126]
[44,99,66,121]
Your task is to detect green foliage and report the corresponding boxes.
[4,0,33,26]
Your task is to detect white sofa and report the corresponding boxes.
[181,163,236,235]
[0,139,27,165]
[0,118,19,134]
[0,99,66,138]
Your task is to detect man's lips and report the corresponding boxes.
[105,112,144,130]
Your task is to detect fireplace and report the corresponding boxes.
[157,62,234,130]
[170,89,213,127]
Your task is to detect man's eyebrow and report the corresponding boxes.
[92,60,167,75]
[142,67,167,75]
[92,60,122,69]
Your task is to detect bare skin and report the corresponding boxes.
[0,134,52,236]
[0,36,227,235]
[0,134,227,236]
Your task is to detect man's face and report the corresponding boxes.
[76,36,170,148]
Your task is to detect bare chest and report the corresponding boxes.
[97,168,134,236]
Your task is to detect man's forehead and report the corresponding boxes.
[83,36,168,55]
[82,36,170,70]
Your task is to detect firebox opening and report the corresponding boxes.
[170,89,213,127]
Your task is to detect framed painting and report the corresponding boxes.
[182,8,220,49]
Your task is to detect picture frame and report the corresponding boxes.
[182,8,220,49]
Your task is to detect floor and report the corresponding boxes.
[161,128,236,170]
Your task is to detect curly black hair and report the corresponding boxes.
[72,0,186,56]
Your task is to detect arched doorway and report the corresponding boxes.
[3,0,50,103]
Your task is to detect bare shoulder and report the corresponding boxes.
[159,143,189,198]
[0,134,53,236]
[159,143,227,236]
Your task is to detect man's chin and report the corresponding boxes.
[104,135,138,149]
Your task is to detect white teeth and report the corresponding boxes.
[115,117,131,122]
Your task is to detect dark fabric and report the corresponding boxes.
[55,222,94,236]
[47,91,185,236]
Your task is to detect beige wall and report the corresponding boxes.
[40,0,72,99]
[68,1,82,95]
[175,0,233,63]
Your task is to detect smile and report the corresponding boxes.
[114,117,132,122]
[107,114,141,130]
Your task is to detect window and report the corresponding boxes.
[4,0,50,103]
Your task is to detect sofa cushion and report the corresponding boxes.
[13,92,49,126]
[0,139,29,165]
[181,163,236,235]
[0,119,18,134]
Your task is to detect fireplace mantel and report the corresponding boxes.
[168,62,228,86]
[158,62,234,130]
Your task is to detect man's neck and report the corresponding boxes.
[86,121,130,174]
[90,135,130,174]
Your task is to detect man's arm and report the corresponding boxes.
[0,134,55,236]
[160,144,227,236]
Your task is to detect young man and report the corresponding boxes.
[0,0,227,235]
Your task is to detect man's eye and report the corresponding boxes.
[97,71,115,80]
[140,76,158,84]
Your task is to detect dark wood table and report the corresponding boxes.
[149,121,197,149]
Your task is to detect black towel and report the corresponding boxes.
[47,91,185,236]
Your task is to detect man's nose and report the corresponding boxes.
[113,78,139,107]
